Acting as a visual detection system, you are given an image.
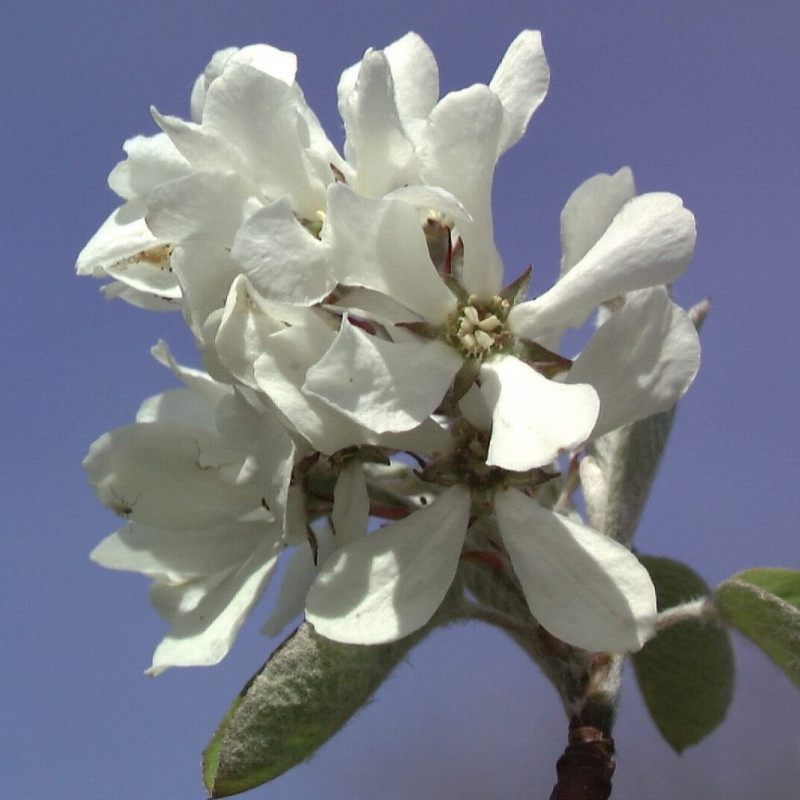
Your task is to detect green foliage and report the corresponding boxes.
[715,568,800,689]
[203,623,424,797]
[584,410,676,547]
[633,556,734,752]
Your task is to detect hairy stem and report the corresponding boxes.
[549,653,622,800]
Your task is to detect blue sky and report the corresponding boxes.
[4,1,799,797]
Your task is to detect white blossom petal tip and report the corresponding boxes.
[303,316,462,433]
[568,286,701,438]
[480,354,599,470]
[489,30,550,154]
[495,489,657,653]
[560,167,636,274]
[510,192,696,340]
[306,486,471,644]
[231,197,333,305]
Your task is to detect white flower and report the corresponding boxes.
[75,42,332,314]
[301,168,698,652]
[79,34,701,668]
[298,174,696,470]
[306,484,656,653]
[212,273,453,456]
[272,183,597,471]
[76,32,549,336]
[84,339,448,669]
[84,345,299,672]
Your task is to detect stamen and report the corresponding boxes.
[451,294,510,357]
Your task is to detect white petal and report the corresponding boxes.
[255,411,298,535]
[147,531,283,673]
[134,387,216,429]
[107,132,191,201]
[202,386,297,531]
[261,523,336,638]
[152,107,251,175]
[341,49,416,197]
[191,46,237,120]
[337,33,439,127]
[495,489,656,652]
[191,44,297,121]
[324,184,457,323]
[76,199,155,275]
[560,167,636,274]
[103,244,181,300]
[489,30,550,154]
[306,486,470,644]
[385,184,473,233]
[480,354,599,470]
[149,339,231,410]
[75,198,181,300]
[568,286,701,438]
[381,32,439,120]
[91,518,285,672]
[214,275,286,389]
[303,318,463,433]
[145,170,255,244]
[83,422,262,530]
[217,44,297,84]
[201,64,325,215]
[170,243,239,335]
[374,417,454,460]
[145,170,258,328]
[509,192,696,340]
[231,197,334,305]
[331,286,416,325]
[458,384,492,432]
[91,521,267,583]
[332,461,370,545]
[98,281,180,310]
[252,314,372,453]
[418,84,505,296]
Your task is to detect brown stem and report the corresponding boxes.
[549,723,615,800]
[549,653,621,800]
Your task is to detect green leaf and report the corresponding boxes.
[633,556,735,752]
[203,622,428,797]
[583,409,676,546]
[511,337,572,378]
[498,265,532,306]
[450,357,482,403]
[715,568,800,689]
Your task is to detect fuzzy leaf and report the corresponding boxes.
[203,623,426,796]
[715,568,800,689]
[582,409,675,547]
[633,556,734,752]
[202,590,465,799]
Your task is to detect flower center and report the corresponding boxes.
[419,420,555,499]
[450,295,510,358]
[453,424,501,489]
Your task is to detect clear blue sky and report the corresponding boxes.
[4,1,799,797]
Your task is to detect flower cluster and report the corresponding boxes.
[79,32,700,674]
